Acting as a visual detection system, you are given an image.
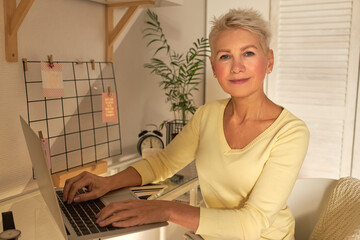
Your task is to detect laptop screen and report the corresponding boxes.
[20,116,67,239]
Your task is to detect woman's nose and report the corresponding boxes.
[230,59,245,74]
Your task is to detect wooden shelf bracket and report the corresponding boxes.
[3,0,34,62]
[105,1,154,62]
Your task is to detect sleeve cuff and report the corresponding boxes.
[196,207,221,236]
[130,159,156,185]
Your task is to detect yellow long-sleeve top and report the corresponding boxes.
[132,99,310,240]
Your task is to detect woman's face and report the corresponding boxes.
[210,28,273,99]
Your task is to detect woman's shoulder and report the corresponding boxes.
[277,107,310,136]
[191,98,229,124]
[281,108,306,124]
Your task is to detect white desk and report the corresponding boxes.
[0,190,64,239]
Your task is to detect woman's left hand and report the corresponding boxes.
[96,199,171,228]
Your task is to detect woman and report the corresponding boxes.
[63,8,309,240]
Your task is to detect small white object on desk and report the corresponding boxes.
[0,229,21,239]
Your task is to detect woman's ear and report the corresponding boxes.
[209,56,216,77]
[267,49,274,74]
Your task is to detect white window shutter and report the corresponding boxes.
[268,0,360,178]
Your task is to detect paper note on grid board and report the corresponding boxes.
[102,92,118,122]
[41,62,64,97]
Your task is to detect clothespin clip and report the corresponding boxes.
[38,130,51,171]
[91,59,95,70]
[22,58,28,71]
[34,130,44,180]
[76,59,83,65]
[108,86,112,96]
[48,55,54,68]
[38,131,44,140]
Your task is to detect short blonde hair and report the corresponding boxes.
[209,8,271,55]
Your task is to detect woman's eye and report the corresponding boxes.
[244,51,255,57]
[219,55,230,60]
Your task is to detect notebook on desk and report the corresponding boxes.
[20,116,167,240]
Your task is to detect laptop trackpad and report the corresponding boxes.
[101,188,137,204]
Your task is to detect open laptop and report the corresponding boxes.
[20,116,167,240]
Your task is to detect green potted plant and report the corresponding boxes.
[143,9,209,131]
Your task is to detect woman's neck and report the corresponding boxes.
[227,94,271,124]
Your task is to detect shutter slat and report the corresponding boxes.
[278,67,348,75]
[280,2,352,12]
[280,9,352,18]
[279,15,351,24]
[278,73,347,82]
[279,61,348,68]
[277,79,346,89]
[278,85,346,94]
[280,0,352,7]
[279,42,349,50]
[278,35,350,43]
[278,48,349,55]
[277,91,345,99]
[279,22,351,31]
[279,29,350,37]
[279,54,348,61]
[277,99,344,106]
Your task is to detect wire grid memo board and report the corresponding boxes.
[22,59,122,174]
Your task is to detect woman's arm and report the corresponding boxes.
[168,201,200,230]
[63,167,142,204]
[108,167,142,190]
[96,198,200,231]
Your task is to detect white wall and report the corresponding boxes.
[114,1,206,156]
[0,0,206,200]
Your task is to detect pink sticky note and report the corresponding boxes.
[41,138,51,170]
[102,93,118,122]
[41,62,64,97]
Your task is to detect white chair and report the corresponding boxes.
[287,178,337,240]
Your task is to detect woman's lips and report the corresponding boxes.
[229,78,250,84]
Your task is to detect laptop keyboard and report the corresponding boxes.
[56,189,117,236]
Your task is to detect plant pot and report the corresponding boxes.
[165,120,187,145]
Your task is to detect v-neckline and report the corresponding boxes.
[218,98,286,153]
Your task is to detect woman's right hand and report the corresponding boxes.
[62,171,113,204]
